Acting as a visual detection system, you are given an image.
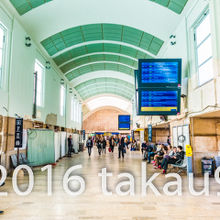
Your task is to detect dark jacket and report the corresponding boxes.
[146,145,153,152]
[119,138,125,149]
[176,151,185,163]
[68,137,73,148]
[141,143,147,150]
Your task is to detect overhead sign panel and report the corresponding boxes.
[138,59,182,87]
[137,88,181,115]
[118,115,131,130]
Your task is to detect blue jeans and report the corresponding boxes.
[148,152,155,163]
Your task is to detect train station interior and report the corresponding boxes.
[1,0,220,219]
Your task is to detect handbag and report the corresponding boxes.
[108,147,112,152]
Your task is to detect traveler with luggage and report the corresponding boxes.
[86,136,93,157]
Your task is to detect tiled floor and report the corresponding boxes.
[1,149,220,219]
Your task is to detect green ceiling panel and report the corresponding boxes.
[10,0,188,16]
[54,43,151,66]
[149,0,188,14]
[9,0,52,15]
[61,54,137,73]
[41,23,164,56]
[75,78,134,100]
[66,62,134,81]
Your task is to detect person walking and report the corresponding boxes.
[102,137,107,154]
[67,135,73,157]
[109,136,114,153]
[96,137,102,156]
[86,136,93,157]
[118,136,125,159]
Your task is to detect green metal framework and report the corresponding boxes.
[149,0,188,14]
[61,54,137,74]
[75,78,134,100]
[54,43,152,66]
[66,62,134,81]
[10,0,188,15]
[41,24,164,56]
[9,0,52,15]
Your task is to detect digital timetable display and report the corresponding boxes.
[138,59,182,87]
[137,88,181,115]
[118,115,131,130]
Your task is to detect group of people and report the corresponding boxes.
[141,142,185,174]
[86,135,131,159]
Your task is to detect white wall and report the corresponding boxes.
[0,3,82,130]
[133,0,220,128]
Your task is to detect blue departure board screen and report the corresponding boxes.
[118,115,130,130]
[138,59,182,87]
[137,89,181,115]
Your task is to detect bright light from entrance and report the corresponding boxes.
[87,96,131,112]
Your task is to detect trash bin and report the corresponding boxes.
[201,157,215,176]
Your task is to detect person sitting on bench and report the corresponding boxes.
[161,146,185,174]
[153,144,167,169]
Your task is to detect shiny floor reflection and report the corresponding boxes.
[1,149,220,220]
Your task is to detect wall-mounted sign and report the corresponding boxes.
[82,130,85,140]
[15,118,23,148]
[148,125,152,142]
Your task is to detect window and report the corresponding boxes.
[0,23,6,87]
[34,60,45,106]
[194,12,213,85]
[73,100,77,122]
[60,85,66,116]
[78,103,82,124]
[76,102,79,123]
[71,97,74,121]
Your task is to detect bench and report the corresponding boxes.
[171,157,187,174]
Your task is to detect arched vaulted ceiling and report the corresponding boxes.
[41,24,163,57]
[40,23,163,86]
[9,0,188,15]
[6,0,190,105]
[54,43,152,67]
[75,78,134,100]
[65,62,134,82]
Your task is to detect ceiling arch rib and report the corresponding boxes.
[71,70,134,87]
[149,0,188,14]
[80,88,133,101]
[66,62,134,81]
[61,54,138,74]
[79,86,134,100]
[75,78,134,100]
[52,40,157,59]
[41,23,164,57]
[60,52,137,68]
[9,0,52,15]
[9,0,188,15]
[54,43,152,67]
